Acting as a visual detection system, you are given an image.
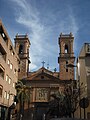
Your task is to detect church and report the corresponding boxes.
[14,32,76,119]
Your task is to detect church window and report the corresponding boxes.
[66,61,68,65]
[65,45,68,53]
[66,68,68,72]
[19,44,23,54]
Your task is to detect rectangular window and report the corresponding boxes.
[14,69,16,75]
[10,63,13,70]
[9,78,11,84]
[6,75,9,81]
[8,59,10,65]
[13,82,15,88]
[4,91,7,98]
[66,61,68,64]
[66,69,68,72]
[7,93,9,100]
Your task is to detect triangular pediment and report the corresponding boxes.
[31,72,58,80]
[27,67,59,81]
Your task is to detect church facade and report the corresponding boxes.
[14,33,76,119]
[14,33,75,103]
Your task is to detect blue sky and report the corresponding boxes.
[0,0,90,72]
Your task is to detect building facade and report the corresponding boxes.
[22,67,73,120]
[0,20,19,119]
[76,43,90,119]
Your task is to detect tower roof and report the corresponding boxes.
[14,34,31,45]
[60,32,74,38]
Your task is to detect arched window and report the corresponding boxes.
[19,44,23,54]
[65,45,68,53]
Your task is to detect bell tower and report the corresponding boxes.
[58,33,75,80]
[14,34,31,80]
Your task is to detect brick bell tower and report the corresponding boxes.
[14,34,31,80]
[58,33,75,80]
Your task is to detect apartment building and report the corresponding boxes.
[0,20,19,119]
[77,43,90,119]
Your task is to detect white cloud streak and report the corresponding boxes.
[10,0,53,70]
[58,5,79,53]
[9,0,79,71]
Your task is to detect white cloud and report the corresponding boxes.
[58,5,79,54]
[10,0,54,70]
[29,63,37,71]
[9,0,79,71]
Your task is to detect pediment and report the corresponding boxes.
[31,73,56,80]
[27,68,60,81]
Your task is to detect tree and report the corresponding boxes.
[63,83,79,117]
[46,82,79,119]
[15,80,31,119]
